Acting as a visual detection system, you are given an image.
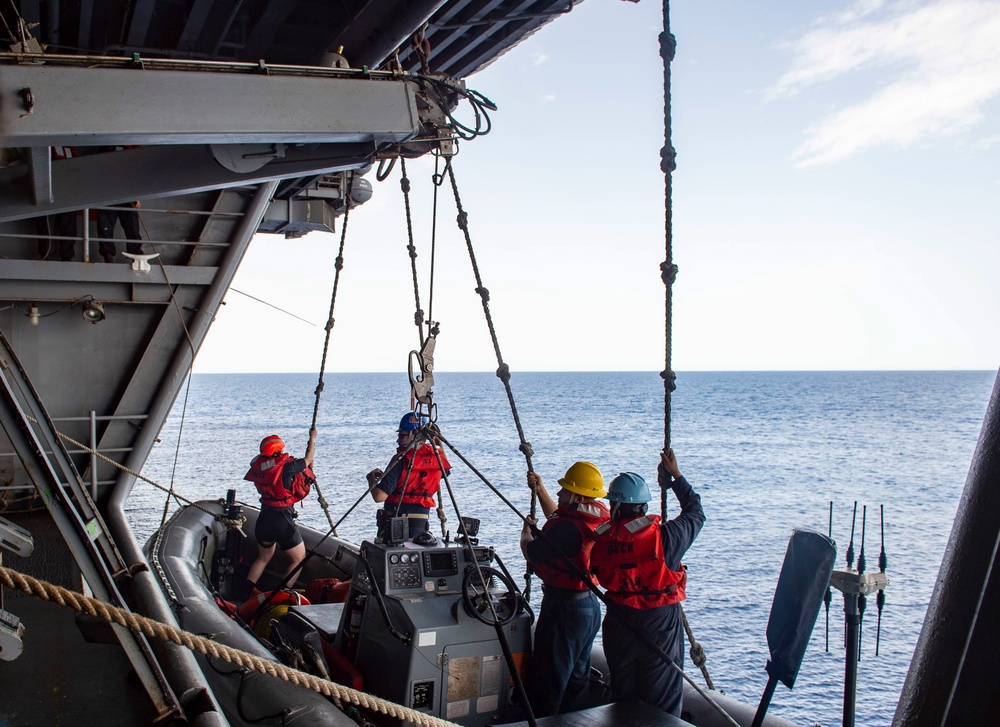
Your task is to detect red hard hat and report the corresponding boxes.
[260,435,285,457]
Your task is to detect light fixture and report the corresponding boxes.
[27,304,40,327]
[82,300,105,324]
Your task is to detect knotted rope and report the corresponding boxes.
[309,175,358,535]
[0,565,460,727]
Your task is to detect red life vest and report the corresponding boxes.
[591,514,687,609]
[385,443,450,509]
[244,453,314,507]
[532,501,610,591]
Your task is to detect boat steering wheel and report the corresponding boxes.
[461,566,519,626]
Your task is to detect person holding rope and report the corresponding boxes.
[241,429,317,599]
[366,412,451,541]
[519,461,610,716]
[590,449,705,717]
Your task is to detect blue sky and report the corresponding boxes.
[198,0,1000,373]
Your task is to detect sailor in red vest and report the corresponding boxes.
[366,412,451,540]
[242,429,317,597]
[520,461,610,716]
[590,449,705,717]
[36,146,79,261]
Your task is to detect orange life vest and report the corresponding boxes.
[591,514,687,609]
[244,453,314,507]
[532,501,610,591]
[385,444,450,509]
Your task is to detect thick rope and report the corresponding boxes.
[309,176,358,535]
[659,0,678,520]
[681,607,714,689]
[0,565,460,727]
[399,158,426,347]
[444,160,537,599]
[435,490,448,537]
[658,0,713,692]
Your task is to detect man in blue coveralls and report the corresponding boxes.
[520,461,610,716]
[590,449,705,717]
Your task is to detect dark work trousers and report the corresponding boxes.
[602,602,684,716]
[36,213,78,260]
[97,205,143,255]
[526,588,602,716]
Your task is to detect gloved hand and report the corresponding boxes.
[519,517,538,551]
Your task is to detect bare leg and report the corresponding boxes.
[283,542,306,585]
[247,542,276,585]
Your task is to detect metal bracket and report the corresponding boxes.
[408,335,436,405]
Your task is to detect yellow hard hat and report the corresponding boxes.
[557,461,606,498]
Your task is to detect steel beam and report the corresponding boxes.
[1,64,420,147]
[27,147,52,205]
[0,143,373,223]
[0,329,181,722]
[0,260,218,288]
[103,184,278,727]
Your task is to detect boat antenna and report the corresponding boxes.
[825,501,833,652]
[829,501,890,727]
[876,504,887,656]
[847,500,858,569]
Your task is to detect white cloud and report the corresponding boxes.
[971,133,1000,149]
[531,51,549,67]
[767,0,1000,166]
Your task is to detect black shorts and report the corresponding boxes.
[255,506,303,550]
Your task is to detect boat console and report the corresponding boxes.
[270,538,531,726]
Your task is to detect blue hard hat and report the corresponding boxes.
[606,472,651,504]
[397,412,428,432]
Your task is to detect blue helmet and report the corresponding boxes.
[606,472,651,504]
[397,412,428,432]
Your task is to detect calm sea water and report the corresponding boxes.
[130,370,997,727]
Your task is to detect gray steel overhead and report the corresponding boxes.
[4,0,577,78]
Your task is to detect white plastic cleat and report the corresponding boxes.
[122,252,160,272]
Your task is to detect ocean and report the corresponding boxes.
[130,370,998,727]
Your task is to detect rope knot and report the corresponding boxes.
[496,362,511,383]
[659,31,677,62]
[457,211,469,230]
[325,318,335,332]
[660,261,678,285]
[518,441,534,458]
[408,244,417,260]
[689,641,707,667]
[660,145,677,174]
[335,256,344,271]
[475,286,490,302]
[660,369,677,392]
[315,381,326,396]
[414,310,425,327]
[400,177,411,194]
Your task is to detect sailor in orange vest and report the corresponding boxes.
[590,449,705,717]
[520,461,610,716]
[366,412,450,540]
[242,429,317,598]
